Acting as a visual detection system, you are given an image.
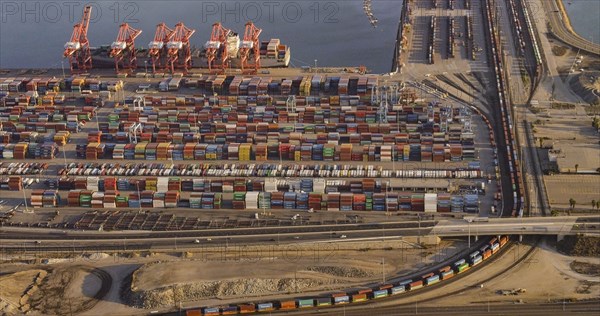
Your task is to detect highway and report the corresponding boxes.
[542,0,600,56]
[1,216,597,252]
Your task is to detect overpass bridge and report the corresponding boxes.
[429,216,599,240]
[0,216,597,252]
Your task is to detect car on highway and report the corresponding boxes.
[340,235,347,239]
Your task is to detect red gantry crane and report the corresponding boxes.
[110,23,142,73]
[167,22,196,74]
[148,23,175,73]
[205,22,233,74]
[239,21,262,74]
[64,5,93,73]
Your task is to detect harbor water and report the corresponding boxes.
[561,0,600,44]
[0,0,403,73]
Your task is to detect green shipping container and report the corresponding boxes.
[298,299,314,308]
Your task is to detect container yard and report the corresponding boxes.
[3,0,597,315]
[0,70,500,228]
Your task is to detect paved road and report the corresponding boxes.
[1,216,597,252]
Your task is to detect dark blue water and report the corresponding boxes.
[561,0,600,44]
[0,0,402,73]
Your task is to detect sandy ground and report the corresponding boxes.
[0,269,46,314]
[545,175,600,209]
[1,237,598,315]
[65,268,102,299]
[374,239,600,308]
[127,239,461,309]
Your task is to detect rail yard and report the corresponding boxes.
[0,0,599,315]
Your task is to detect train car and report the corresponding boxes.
[379,284,393,291]
[421,272,435,280]
[471,255,483,266]
[358,289,373,295]
[332,293,350,305]
[257,302,275,312]
[398,279,412,287]
[316,297,332,307]
[202,307,219,316]
[298,299,315,308]
[425,274,440,285]
[352,293,368,303]
[220,306,238,315]
[373,289,389,299]
[479,244,490,254]
[484,248,493,259]
[500,236,508,247]
[453,259,466,267]
[456,262,470,274]
[469,251,480,261]
[489,237,498,246]
[491,242,500,254]
[278,300,297,310]
[438,266,452,274]
[408,280,424,290]
[441,270,454,280]
[239,304,256,314]
[185,309,202,316]
[390,285,406,295]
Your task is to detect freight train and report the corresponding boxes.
[183,236,509,316]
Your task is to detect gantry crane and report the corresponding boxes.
[205,22,233,74]
[167,22,196,73]
[239,21,262,74]
[64,5,93,73]
[148,23,175,73]
[110,23,142,73]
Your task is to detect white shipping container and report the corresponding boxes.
[424,193,438,213]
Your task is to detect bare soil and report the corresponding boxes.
[570,261,600,277]
[27,265,103,316]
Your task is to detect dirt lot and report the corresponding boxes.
[380,239,600,308]
[545,175,600,209]
[127,239,459,309]
[0,269,46,315]
[2,237,599,315]
[0,264,106,316]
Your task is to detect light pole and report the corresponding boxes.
[468,219,471,248]
[382,257,385,284]
[136,181,142,213]
[22,185,30,213]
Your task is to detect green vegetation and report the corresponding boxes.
[569,198,577,209]
[551,103,576,110]
[521,73,530,89]
[551,46,567,56]
[593,116,600,129]
[558,235,600,257]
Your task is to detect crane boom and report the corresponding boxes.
[205,22,233,74]
[110,23,142,73]
[239,21,262,74]
[148,23,175,73]
[167,22,196,73]
[63,5,93,72]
